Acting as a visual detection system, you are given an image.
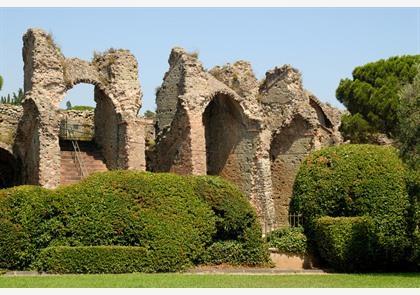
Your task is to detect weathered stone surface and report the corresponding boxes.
[0,105,22,188]
[13,28,145,188]
[0,104,22,151]
[1,28,343,231]
[153,48,343,230]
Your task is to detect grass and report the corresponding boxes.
[0,273,419,288]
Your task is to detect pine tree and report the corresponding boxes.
[336,55,420,142]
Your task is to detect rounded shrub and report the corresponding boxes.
[190,176,270,266]
[290,144,411,269]
[314,216,376,272]
[0,171,268,272]
[266,227,308,255]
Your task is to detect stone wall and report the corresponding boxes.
[0,104,23,188]
[0,104,22,151]
[14,28,145,188]
[153,48,343,229]
[0,28,343,229]
[59,109,94,141]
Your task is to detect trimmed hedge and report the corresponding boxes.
[33,246,151,274]
[266,227,307,255]
[314,216,375,272]
[0,171,268,272]
[290,144,411,269]
[202,241,245,265]
[190,176,270,266]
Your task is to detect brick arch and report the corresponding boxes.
[202,92,247,175]
[269,115,314,226]
[15,28,145,188]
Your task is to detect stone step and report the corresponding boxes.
[60,140,108,186]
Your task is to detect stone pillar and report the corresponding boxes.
[118,117,146,171]
[188,111,207,175]
[20,29,67,188]
[253,128,276,233]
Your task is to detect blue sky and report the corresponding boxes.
[0,8,419,112]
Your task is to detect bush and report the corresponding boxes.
[290,144,411,269]
[266,227,307,255]
[314,216,376,272]
[202,241,245,265]
[0,171,268,272]
[190,176,270,265]
[33,246,152,274]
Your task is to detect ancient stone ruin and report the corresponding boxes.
[15,28,145,188]
[0,28,343,229]
[151,48,342,227]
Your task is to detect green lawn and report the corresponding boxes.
[0,273,419,288]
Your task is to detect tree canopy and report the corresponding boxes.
[397,65,420,171]
[0,75,3,90]
[336,55,420,142]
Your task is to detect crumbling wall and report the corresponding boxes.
[59,109,94,141]
[0,105,22,188]
[153,49,343,229]
[269,115,313,225]
[0,105,22,150]
[155,50,186,134]
[15,28,145,188]
[154,48,275,227]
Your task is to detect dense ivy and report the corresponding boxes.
[290,144,412,270]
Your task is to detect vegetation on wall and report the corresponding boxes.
[143,110,156,119]
[336,55,420,142]
[290,144,413,271]
[0,171,268,273]
[0,88,24,105]
[65,101,95,111]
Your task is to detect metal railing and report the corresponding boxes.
[69,138,87,178]
[59,119,94,141]
[263,213,304,236]
[288,213,304,228]
[60,119,88,178]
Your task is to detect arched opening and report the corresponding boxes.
[58,83,113,185]
[269,116,313,226]
[309,98,333,129]
[203,93,244,176]
[0,148,19,189]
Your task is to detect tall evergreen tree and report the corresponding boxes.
[336,55,420,142]
[398,65,420,170]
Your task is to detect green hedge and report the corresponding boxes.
[314,216,375,272]
[290,144,411,269]
[202,241,245,265]
[266,227,307,255]
[190,176,270,265]
[33,246,151,274]
[0,171,268,272]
